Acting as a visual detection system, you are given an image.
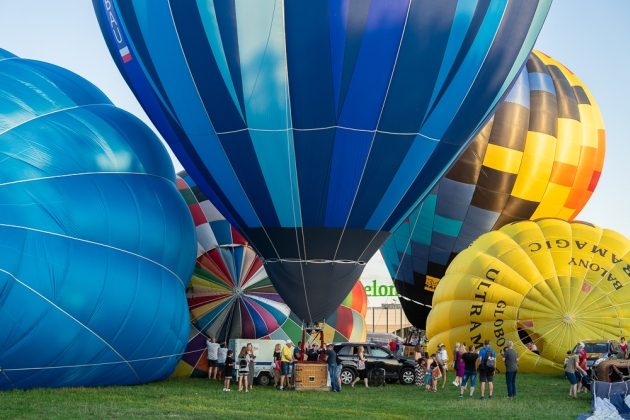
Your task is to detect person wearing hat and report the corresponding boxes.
[279,341,294,390]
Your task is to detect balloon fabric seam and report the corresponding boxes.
[0,267,140,380]
[0,223,186,288]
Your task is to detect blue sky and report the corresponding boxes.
[0,0,628,239]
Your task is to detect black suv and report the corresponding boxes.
[334,342,416,385]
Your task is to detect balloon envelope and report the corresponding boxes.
[427,219,630,373]
[177,172,291,341]
[173,281,368,378]
[382,50,605,328]
[94,0,551,322]
[0,49,196,389]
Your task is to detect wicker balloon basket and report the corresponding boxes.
[294,363,329,391]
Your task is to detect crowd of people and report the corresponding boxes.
[206,333,628,398]
[411,339,515,399]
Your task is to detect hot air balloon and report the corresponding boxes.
[94,0,552,323]
[173,281,368,378]
[0,49,196,389]
[426,219,630,373]
[382,50,606,328]
[177,172,291,341]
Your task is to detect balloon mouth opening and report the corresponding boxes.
[264,258,366,265]
[517,324,544,354]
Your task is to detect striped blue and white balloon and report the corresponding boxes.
[94,0,552,323]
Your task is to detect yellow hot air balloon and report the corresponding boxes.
[427,219,630,373]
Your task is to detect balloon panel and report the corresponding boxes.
[427,219,630,373]
[94,0,551,322]
[383,50,605,328]
[177,173,291,342]
[0,50,196,389]
[172,281,368,378]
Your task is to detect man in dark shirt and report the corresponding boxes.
[502,341,518,398]
[326,344,340,392]
[306,344,320,362]
[460,345,479,398]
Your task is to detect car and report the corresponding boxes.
[366,333,404,349]
[572,339,621,371]
[333,342,416,386]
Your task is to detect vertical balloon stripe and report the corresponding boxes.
[324,130,372,227]
[195,0,245,121]
[424,0,476,119]
[467,1,553,136]
[336,1,407,129]
[421,0,506,139]
[379,0,454,134]
[232,2,300,228]
[349,132,416,228]
[366,136,437,230]
[217,131,281,227]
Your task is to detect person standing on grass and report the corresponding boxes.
[425,353,438,392]
[237,346,250,392]
[437,344,448,389]
[223,349,234,391]
[453,343,464,387]
[502,341,518,398]
[414,354,426,388]
[273,343,282,387]
[460,345,478,398]
[621,337,628,359]
[351,346,368,388]
[206,336,220,380]
[279,341,294,390]
[217,342,228,381]
[246,343,256,391]
[564,349,587,399]
[478,340,496,400]
[326,344,341,392]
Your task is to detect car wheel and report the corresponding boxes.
[399,367,415,385]
[340,368,356,385]
[257,373,272,386]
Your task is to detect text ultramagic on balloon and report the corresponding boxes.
[427,219,630,373]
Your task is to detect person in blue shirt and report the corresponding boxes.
[478,340,496,400]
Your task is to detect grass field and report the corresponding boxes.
[1,374,591,419]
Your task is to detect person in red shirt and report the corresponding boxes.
[576,342,589,393]
[389,339,397,353]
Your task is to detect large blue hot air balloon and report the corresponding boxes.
[0,48,196,389]
[93,0,551,323]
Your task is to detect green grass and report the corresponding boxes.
[0,374,591,419]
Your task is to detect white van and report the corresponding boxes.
[229,339,286,386]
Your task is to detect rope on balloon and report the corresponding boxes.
[264,258,367,265]
[397,294,432,309]
[0,348,205,373]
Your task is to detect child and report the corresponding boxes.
[223,350,234,391]
[237,346,250,392]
